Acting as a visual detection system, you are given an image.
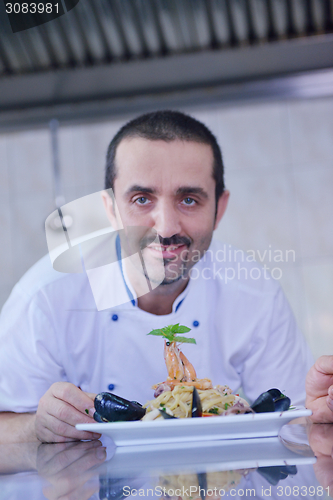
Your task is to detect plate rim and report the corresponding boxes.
[76,408,312,432]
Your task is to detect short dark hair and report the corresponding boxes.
[105,110,225,204]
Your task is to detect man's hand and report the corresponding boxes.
[35,382,101,443]
[306,355,333,423]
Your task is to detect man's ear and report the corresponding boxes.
[214,190,230,230]
[101,190,121,229]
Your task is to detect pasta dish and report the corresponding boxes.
[144,385,238,418]
[142,324,249,420]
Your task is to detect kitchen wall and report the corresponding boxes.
[0,96,332,359]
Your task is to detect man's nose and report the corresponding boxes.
[153,201,181,239]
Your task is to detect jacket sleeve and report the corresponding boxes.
[240,286,314,407]
[0,283,66,412]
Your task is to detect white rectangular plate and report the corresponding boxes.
[76,408,312,446]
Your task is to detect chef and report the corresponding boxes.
[0,110,313,443]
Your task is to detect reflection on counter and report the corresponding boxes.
[0,424,333,500]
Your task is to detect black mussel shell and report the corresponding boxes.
[268,388,291,411]
[251,389,291,413]
[159,409,177,419]
[94,412,107,423]
[267,388,282,401]
[257,465,297,485]
[251,392,275,413]
[94,392,146,422]
[282,465,297,476]
[192,387,203,418]
[274,396,291,412]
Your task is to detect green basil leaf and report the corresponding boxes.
[164,333,175,341]
[148,325,196,345]
[147,329,166,336]
[173,336,196,344]
[175,325,191,333]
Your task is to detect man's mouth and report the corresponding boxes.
[146,243,188,259]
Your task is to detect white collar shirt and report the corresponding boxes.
[0,239,313,412]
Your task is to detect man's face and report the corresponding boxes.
[104,137,229,286]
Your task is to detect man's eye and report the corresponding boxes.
[135,197,149,205]
[182,197,196,206]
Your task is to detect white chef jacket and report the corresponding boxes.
[0,238,313,412]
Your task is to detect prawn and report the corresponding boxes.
[155,340,212,391]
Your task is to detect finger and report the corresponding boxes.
[38,441,93,464]
[47,397,96,428]
[308,424,333,456]
[43,413,101,442]
[51,383,96,417]
[315,356,333,376]
[36,425,79,444]
[83,392,97,401]
[306,363,333,400]
[308,396,333,424]
[327,394,333,412]
[47,446,106,485]
[43,448,105,497]
[37,396,101,442]
[38,441,102,476]
[49,444,103,477]
[37,442,78,471]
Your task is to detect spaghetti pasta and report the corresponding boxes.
[143,385,238,419]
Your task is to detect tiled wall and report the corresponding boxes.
[193,99,333,360]
[0,97,332,359]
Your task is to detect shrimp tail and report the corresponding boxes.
[179,351,197,382]
[164,341,184,381]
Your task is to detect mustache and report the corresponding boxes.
[140,233,191,249]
